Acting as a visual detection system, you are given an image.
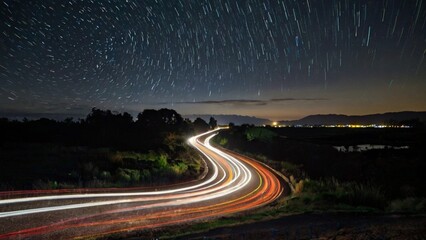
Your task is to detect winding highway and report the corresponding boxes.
[0,129,284,239]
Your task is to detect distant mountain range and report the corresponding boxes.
[279,111,426,125]
[2,110,425,126]
[184,114,270,126]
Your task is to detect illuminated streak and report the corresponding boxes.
[1,167,266,238]
[0,128,284,239]
[80,162,281,239]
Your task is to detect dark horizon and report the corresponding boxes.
[2,108,426,126]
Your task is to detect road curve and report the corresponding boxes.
[0,129,284,239]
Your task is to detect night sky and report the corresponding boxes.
[1,0,425,120]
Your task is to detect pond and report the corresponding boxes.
[333,144,409,152]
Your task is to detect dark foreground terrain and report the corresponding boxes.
[180,213,426,240]
[214,125,426,212]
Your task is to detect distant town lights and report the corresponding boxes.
[265,123,411,128]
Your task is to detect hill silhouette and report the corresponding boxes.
[280,111,426,125]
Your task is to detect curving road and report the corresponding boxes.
[0,129,284,239]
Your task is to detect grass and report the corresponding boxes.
[245,127,277,142]
[388,198,426,212]
[272,178,397,215]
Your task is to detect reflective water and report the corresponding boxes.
[333,145,409,152]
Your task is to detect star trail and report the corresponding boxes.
[0,0,425,120]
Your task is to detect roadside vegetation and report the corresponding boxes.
[0,108,214,190]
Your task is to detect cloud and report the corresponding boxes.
[159,98,328,106]
[181,99,267,106]
[269,98,328,102]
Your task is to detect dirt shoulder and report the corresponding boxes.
[178,213,426,239]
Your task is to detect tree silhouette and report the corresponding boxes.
[209,117,218,129]
[137,109,161,128]
[137,108,183,131]
[193,118,209,133]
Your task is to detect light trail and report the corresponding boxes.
[0,128,284,239]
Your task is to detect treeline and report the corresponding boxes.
[0,108,216,150]
[0,108,217,190]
